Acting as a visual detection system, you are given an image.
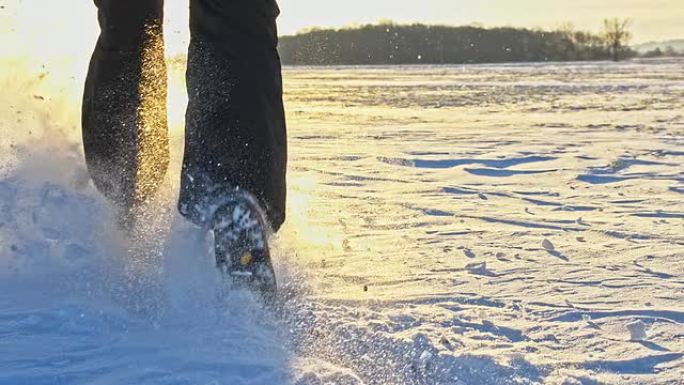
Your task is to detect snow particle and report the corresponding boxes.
[417,350,433,372]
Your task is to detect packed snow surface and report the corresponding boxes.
[2,58,683,384]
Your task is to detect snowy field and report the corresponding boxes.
[1,58,683,384]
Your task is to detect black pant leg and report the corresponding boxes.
[82,0,169,215]
[179,0,287,231]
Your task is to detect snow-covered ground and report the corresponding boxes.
[1,58,683,384]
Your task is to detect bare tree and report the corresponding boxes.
[602,18,632,61]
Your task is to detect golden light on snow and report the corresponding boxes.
[135,24,171,204]
[283,174,344,253]
[0,0,192,128]
[2,1,684,382]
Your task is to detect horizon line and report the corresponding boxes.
[279,20,684,45]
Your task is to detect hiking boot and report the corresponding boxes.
[211,190,277,294]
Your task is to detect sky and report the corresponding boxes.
[2,0,683,59]
[276,0,684,43]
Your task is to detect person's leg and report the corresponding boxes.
[82,0,169,221]
[179,0,287,232]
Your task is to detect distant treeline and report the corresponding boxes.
[278,22,637,65]
[641,46,684,58]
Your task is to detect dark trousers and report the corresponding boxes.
[82,0,287,231]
